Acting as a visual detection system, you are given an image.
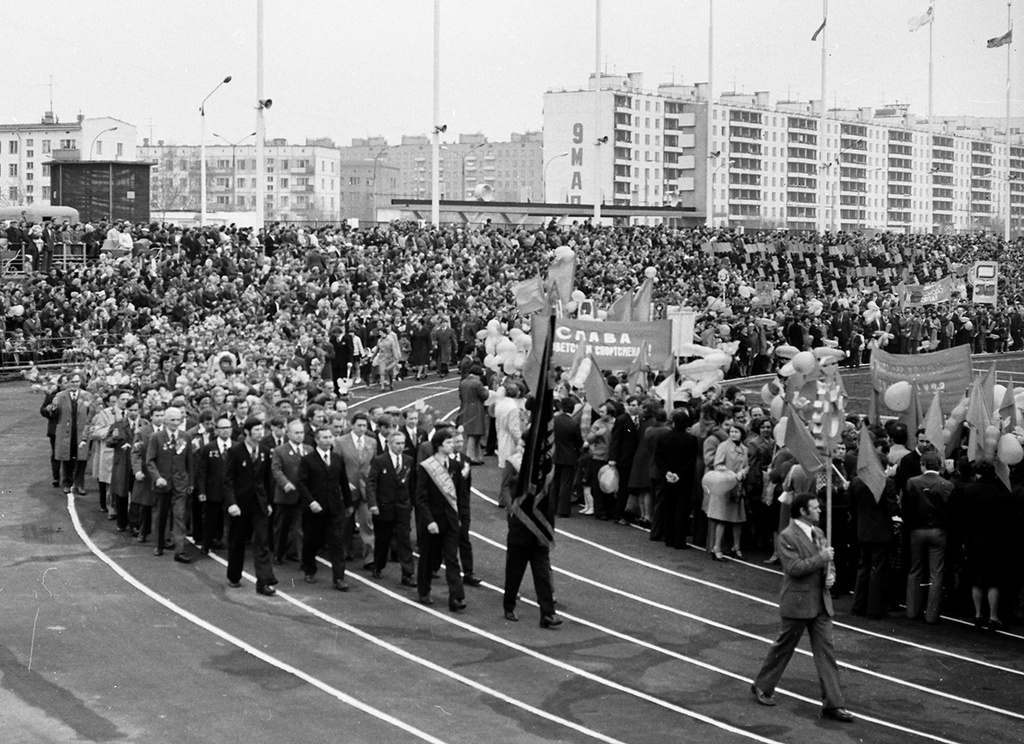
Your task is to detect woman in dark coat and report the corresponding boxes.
[409,317,432,379]
[950,463,1015,630]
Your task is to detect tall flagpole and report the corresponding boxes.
[431,0,441,226]
[706,0,714,228]
[255,0,266,233]
[819,0,829,234]
[594,0,602,222]
[928,1,935,234]
[1006,2,1013,241]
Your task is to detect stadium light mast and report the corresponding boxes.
[431,0,442,226]
[705,0,714,228]
[594,0,602,222]
[200,76,232,226]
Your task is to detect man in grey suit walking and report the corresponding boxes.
[751,491,854,723]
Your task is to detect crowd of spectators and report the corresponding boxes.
[3,219,1024,378]
[4,217,1024,629]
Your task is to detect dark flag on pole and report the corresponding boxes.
[510,313,556,548]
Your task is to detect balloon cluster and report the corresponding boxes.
[941,383,1024,466]
[675,342,738,398]
[763,345,848,447]
[478,319,533,376]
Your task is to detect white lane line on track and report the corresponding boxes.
[464,531,965,744]
[310,559,787,744]
[472,487,1024,693]
[183,548,631,744]
[64,496,450,744]
[625,523,1024,642]
[353,379,460,409]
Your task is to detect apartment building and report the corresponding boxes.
[543,73,1024,234]
[0,112,136,207]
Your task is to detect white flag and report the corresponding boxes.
[908,3,933,32]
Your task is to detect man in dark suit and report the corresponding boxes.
[40,377,63,487]
[450,431,481,586]
[752,491,853,722]
[270,419,309,565]
[186,409,216,546]
[223,417,278,596]
[609,395,641,523]
[502,462,561,629]
[130,405,164,541]
[145,406,194,563]
[365,429,415,585]
[903,451,952,624]
[651,408,699,548]
[894,427,932,498]
[849,457,900,619]
[551,397,583,518]
[194,416,233,553]
[297,426,354,591]
[108,398,141,532]
[415,429,466,611]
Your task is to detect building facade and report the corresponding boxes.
[140,139,351,223]
[0,112,136,208]
[339,131,543,203]
[543,74,1024,235]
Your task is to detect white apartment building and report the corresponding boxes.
[0,112,137,207]
[544,74,1024,234]
[139,139,345,223]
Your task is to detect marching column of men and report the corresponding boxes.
[89,400,510,613]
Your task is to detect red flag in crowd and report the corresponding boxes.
[510,313,556,548]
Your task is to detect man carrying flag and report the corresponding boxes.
[504,314,562,629]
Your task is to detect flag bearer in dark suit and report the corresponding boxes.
[271,419,310,565]
[223,417,277,596]
[751,491,853,723]
[298,426,354,591]
[415,429,466,611]
[194,416,233,553]
[145,406,194,563]
[365,429,415,585]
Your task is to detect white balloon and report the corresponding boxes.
[570,289,586,304]
[997,433,1024,465]
[994,384,1008,410]
[774,417,788,446]
[487,318,501,333]
[884,381,913,412]
[792,351,816,374]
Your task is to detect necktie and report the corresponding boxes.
[393,454,401,471]
[170,432,176,446]
[811,530,821,550]
[323,451,330,467]
[357,436,364,451]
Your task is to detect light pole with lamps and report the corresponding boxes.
[213,131,256,213]
[707,151,736,227]
[371,144,396,222]
[199,75,232,226]
[441,141,487,199]
[89,126,118,160]
[543,151,569,202]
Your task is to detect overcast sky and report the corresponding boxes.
[3,1,1019,146]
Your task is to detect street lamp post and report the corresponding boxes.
[543,151,569,202]
[213,131,256,214]
[442,142,487,200]
[199,75,232,226]
[89,126,118,160]
[371,144,396,222]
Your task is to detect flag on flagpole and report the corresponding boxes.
[626,343,651,393]
[606,291,633,322]
[784,403,826,474]
[545,250,576,309]
[900,381,925,448]
[856,425,887,503]
[999,383,1020,430]
[811,16,827,41]
[924,391,945,454]
[964,372,993,462]
[652,372,676,407]
[510,314,556,548]
[987,29,1013,48]
[521,311,553,396]
[511,275,547,315]
[573,354,613,410]
[630,276,654,322]
[908,2,933,32]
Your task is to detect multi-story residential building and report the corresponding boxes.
[0,112,136,207]
[543,73,1024,235]
[140,138,349,223]
[339,131,543,203]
